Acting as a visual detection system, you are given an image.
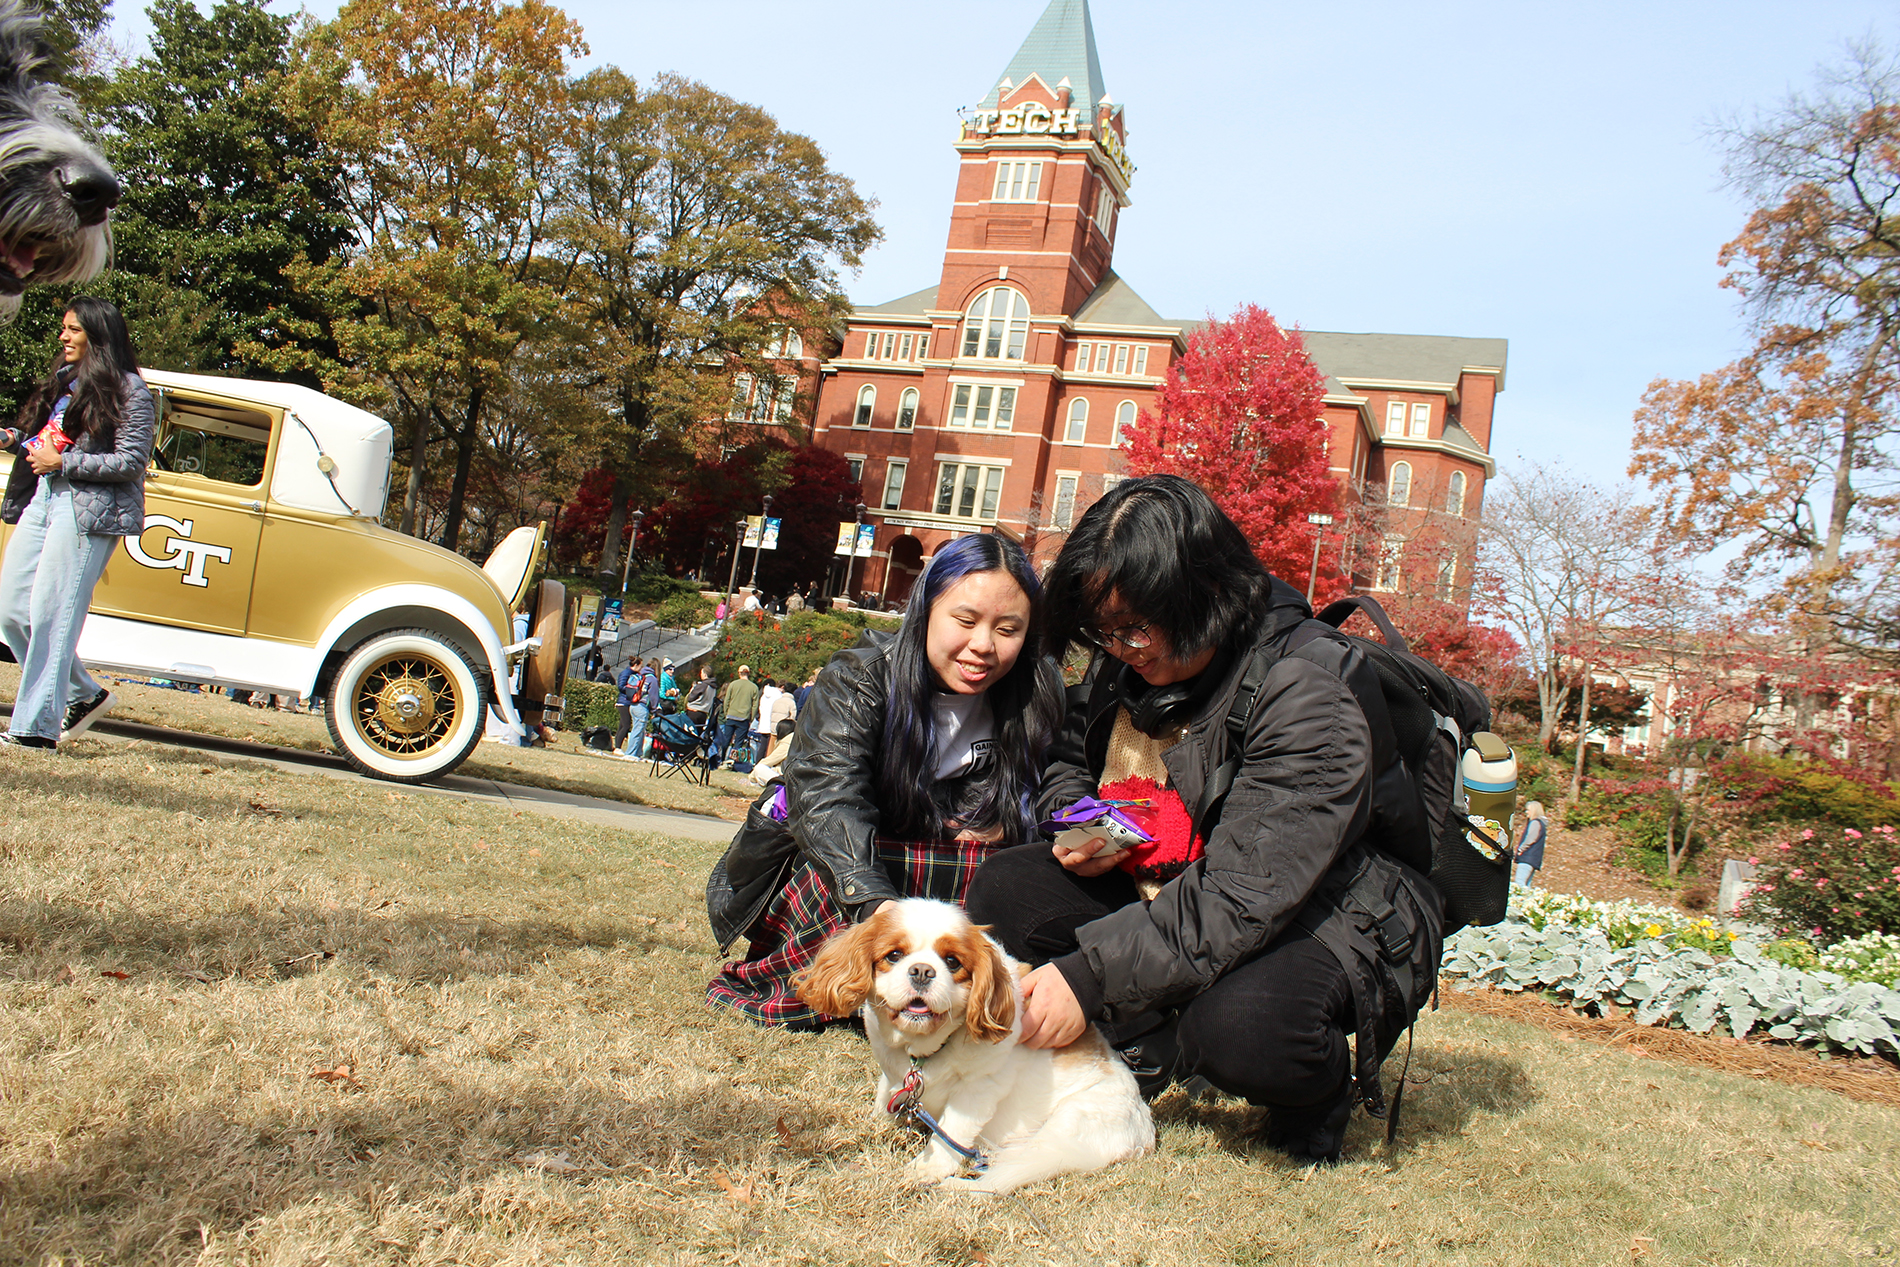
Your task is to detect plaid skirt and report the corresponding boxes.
[705,835,995,1029]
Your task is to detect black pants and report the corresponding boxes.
[614,702,633,749]
[965,844,1353,1110]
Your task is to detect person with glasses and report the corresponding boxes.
[706,533,1064,1028]
[965,474,1441,1165]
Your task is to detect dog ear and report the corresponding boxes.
[794,914,882,1019]
[963,931,1018,1044]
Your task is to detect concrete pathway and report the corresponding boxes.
[82,716,738,842]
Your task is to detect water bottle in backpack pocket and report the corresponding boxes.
[1429,733,1517,928]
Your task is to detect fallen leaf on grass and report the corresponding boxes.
[177,968,211,984]
[245,800,283,817]
[1631,1235,1655,1259]
[775,1117,795,1146]
[1800,1140,1833,1151]
[99,969,130,980]
[711,1172,753,1203]
[657,860,680,869]
[1624,1045,1650,1058]
[516,1149,582,1173]
[527,848,541,857]
[52,965,76,984]
[309,1062,361,1089]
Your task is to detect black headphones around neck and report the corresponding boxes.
[1112,645,1234,738]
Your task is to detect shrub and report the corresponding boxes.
[711,609,867,687]
[1709,753,1900,831]
[1742,824,1900,943]
[652,592,715,630]
[623,571,702,606]
[561,679,619,732]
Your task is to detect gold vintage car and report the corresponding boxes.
[0,369,572,782]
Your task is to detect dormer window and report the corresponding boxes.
[961,286,1029,361]
[992,160,1044,202]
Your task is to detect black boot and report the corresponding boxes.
[1113,1013,1182,1102]
[1262,1077,1355,1165]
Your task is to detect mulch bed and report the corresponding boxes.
[1439,978,1900,1109]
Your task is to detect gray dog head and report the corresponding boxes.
[0,1,116,320]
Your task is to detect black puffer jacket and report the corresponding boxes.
[707,630,1002,949]
[1043,577,1377,1027]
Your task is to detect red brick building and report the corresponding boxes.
[804,0,1505,606]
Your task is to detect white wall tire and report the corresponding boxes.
[325,628,487,782]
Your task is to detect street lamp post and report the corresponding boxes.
[618,509,645,596]
[1306,512,1334,605]
[848,502,868,606]
[724,517,747,614]
[746,494,773,592]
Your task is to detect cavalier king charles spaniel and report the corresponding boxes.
[797,898,1153,1193]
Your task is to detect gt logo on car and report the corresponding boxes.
[125,514,234,588]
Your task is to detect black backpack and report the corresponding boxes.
[1191,595,1513,1137]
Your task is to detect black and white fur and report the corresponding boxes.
[0,0,116,319]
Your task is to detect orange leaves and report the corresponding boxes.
[309,1061,363,1090]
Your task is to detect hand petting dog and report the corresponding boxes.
[796,898,1153,1194]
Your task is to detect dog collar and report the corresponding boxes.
[885,1056,988,1172]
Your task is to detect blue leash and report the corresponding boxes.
[886,1059,989,1172]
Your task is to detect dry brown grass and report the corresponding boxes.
[0,663,759,819]
[1,736,1896,1266]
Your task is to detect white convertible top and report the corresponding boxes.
[141,368,395,520]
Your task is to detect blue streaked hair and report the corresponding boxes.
[877,534,1063,845]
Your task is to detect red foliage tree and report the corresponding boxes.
[645,440,862,593]
[1121,304,1340,586]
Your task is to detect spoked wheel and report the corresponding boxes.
[325,628,488,782]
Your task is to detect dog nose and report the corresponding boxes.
[908,963,936,988]
[63,169,120,226]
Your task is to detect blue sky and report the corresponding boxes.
[112,1,1900,491]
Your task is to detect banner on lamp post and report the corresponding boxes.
[742,515,763,548]
[854,523,876,557]
[760,517,781,550]
[835,522,856,556]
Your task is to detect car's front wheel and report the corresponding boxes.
[325,628,487,782]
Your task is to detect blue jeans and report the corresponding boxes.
[713,718,747,763]
[0,477,115,740]
[621,703,649,756]
[1514,861,1537,888]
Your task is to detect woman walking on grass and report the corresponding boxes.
[0,298,153,749]
[705,533,1064,1029]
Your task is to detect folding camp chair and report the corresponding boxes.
[648,710,714,785]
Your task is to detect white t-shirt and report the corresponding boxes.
[930,692,996,781]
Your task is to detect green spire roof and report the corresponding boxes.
[977,0,1111,115]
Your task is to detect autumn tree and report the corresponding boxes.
[1633,48,1900,647]
[265,0,585,547]
[556,69,879,579]
[1121,304,1339,583]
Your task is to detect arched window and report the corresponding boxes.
[960,287,1029,361]
[1065,398,1089,444]
[1388,461,1412,508]
[1113,400,1137,446]
[853,384,875,428]
[1446,470,1467,516]
[897,388,918,431]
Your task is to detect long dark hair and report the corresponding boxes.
[1042,474,1274,661]
[876,533,1063,845]
[16,297,139,444]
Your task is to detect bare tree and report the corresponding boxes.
[1482,464,1651,791]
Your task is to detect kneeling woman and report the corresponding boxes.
[706,534,1062,1029]
[966,475,1443,1164]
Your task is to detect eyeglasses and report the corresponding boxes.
[1083,621,1155,651]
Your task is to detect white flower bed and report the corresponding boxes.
[1443,891,1900,1057]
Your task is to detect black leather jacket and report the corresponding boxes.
[1043,577,1376,1027]
[707,630,1003,949]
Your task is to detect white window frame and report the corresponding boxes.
[1132,346,1149,376]
[1385,401,1406,436]
[935,461,1006,522]
[768,328,802,358]
[882,459,908,511]
[898,333,913,361]
[729,372,754,421]
[1052,473,1080,530]
[1388,461,1412,508]
[1446,470,1467,516]
[1113,400,1136,446]
[865,332,879,360]
[1094,185,1116,233]
[853,384,875,428]
[961,287,1030,361]
[1375,534,1404,592]
[897,387,918,431]
[1112,345,1129,374]
[1410,402,1430,438]
[1074,341,1092,372]
[1437,553,1457,601]
[1064,398,1089,445]
[917,335,930,360]
[845,455,865,484]
[947,382,1019,431]
[992,159,1044,202]
[1093,344,1110,374]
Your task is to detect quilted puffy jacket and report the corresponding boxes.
[1,372,155,536]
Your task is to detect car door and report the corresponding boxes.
[91,388,273,636]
